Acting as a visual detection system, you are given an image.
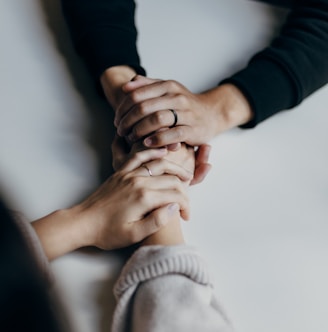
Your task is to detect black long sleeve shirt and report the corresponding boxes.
[61,0,328,127]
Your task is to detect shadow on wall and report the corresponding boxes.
[37,0,116,182]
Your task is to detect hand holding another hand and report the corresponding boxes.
[114,75,252,148]
[114,76,220,146]
[78,147,193,251]
[33,148,192,260]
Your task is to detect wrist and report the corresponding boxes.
[100,65,137,109]
[201,83,253,134]
[32,207,90,261]
[142,214,185,246]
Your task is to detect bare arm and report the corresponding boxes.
[32,148,191,260]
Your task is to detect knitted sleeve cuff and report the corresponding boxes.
[114,245,212,300]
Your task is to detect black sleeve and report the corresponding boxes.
[222,0,328,128]
[60,0,146,80]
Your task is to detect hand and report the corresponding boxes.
[100,65,137,109]
[139,145,211,247]
[140,143,197,247]
[115,75,253,148]
[76,147,193,249]
[112,133,211,185]
[33,148,192,260]
[192,144,212,186]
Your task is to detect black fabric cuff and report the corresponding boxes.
[76,26,146,80]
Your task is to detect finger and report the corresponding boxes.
[195,144,211,164]
[122,75,160,93]
[134,186,190,220]
[190,163,212,186]
[116,81,168,127]
[118,94,184,137]
[130,174,188,192]
[143,126,189,148]
[124,109,182,141]
[120,148,168,173]
[115,80,181,127]
[191,144,212,185]
[138,158,193,181]
[131,203,180,241]
[167,143,181,151]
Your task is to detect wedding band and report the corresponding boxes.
[169,109,178,128]
[143,165,153,176]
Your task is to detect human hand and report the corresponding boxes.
[140,143,196,247]
[100,65,137,109]
[33,148,192,260]
[76,147,192,251]
[111,132,211,185]
[114,75,253,148]
[192,144,212,186]
[113,76,214,183]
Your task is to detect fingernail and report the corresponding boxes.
[167,203,179,216]
[144,137,153,147]
[158,147,167,153]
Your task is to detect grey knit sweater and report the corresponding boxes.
[17,217,233,332]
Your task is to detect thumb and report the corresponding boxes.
[122,75,160,92]
[191,163,212,186]
[134,203,180,240]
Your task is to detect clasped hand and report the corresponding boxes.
[33,146,193,260]
[112,75,215,185]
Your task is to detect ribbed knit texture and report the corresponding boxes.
[114,245,211,299]
[112,245,232,332]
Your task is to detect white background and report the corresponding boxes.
[1,1,328,332]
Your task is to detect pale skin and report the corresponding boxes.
[34,65,210,261]
[100,66,212,185]
[100,65,253,172]
[33,144,195,261]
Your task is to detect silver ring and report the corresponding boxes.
[143,165,153,176]
[169,109,178,128]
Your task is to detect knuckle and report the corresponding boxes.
[133,124,144,138]
[134,151,145,163]
[152,214,163,229]
[137,102,148,116]
[138,188,151,204]
[171,176,181,188]
[152,111,166,125]
[129,176,143,189]
[130,90,141,104]
[166,79,179,91]
[176,93,188,108]
[173,126,185,140]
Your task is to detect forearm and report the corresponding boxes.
[142,213,185,246]
[32,207,90,261]
[222,0,328,127]
[200,83,253,134]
